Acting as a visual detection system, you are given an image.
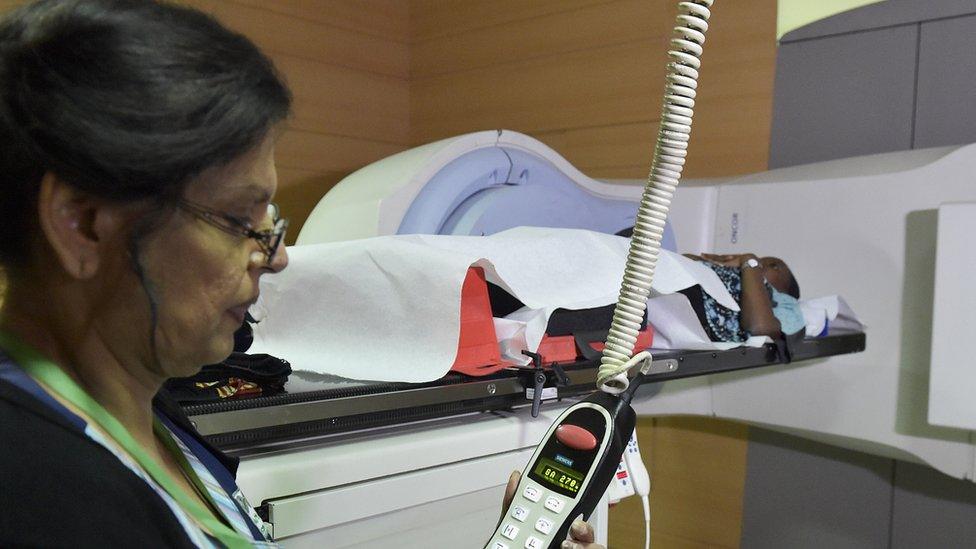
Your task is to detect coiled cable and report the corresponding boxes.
[597,0,715,393]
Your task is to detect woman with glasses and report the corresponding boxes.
[0,1,605,547]
[0,0,290,546]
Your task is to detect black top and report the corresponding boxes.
[0,375,238,547]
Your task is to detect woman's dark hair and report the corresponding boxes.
[0,0,292,268]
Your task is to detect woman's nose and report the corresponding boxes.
[249,244,288,272]
[268,243,288,272]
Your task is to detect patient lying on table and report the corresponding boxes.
[680,254,805,341]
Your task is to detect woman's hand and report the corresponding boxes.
[501,471,606,549]
[561,518,604,549]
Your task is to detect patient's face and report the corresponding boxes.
[761,257,793,294]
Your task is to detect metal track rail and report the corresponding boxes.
[185,331,865,452]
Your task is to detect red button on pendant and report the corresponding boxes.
[555,424,598,451]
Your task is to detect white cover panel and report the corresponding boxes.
[658,184,719,255]
[296,131,499,244]
[928,203,976,430]
[235,404,604,546]
[620,144,976,479]
[706,145,976,479]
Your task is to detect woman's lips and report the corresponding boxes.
[227,302,253,325]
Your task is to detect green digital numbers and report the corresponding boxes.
[533,458,583,494]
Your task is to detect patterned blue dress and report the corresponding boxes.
[696,262,805,342]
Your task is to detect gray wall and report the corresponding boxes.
[744,1,976,547]
[769,1,976,168]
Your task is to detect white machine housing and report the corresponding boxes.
[297,129,678,250]
[297,130,976,478]
[241,132,976,547]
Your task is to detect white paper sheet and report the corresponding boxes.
[248,237,484,382]
[249,227,742,382]
[452,228,741,364]
[412,227,739,310]
[492,317,533,365]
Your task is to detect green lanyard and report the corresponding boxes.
[0,330,253,548]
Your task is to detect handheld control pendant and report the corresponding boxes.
[487,2,714,547]
[485,390,636,549]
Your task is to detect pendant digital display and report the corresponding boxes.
[528,409,607,498]
[532,457,584,495]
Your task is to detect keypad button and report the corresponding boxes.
[544,495,565,514]
[522,485,542,503]
[491,543,509,549]
[525,536,544,549]
[511,505,529,522]
[502,524,519,540]
[535,517,554,535]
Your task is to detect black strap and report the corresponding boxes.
[773,330,805,364]
[573,330,609,361]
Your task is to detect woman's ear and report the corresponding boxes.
[36,173,127,280]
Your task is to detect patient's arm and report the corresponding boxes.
[737,255,781,337]
[692,252,782,338]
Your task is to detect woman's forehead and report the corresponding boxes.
[225,182,273,205]
[185,138,277,205]
[186,173,275,207]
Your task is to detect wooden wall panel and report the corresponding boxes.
[534,121,660,175]
[197,0,409,78]
[186,0,412,242]
[609,417,751,549]
[412,38,670,140]
[275,129,405,174]
[411,0,776,180]
[232,0,410,43]
[0,0,25,13]
[275,168,349,245]
[673,0,778,178]
[273,54,409,143]
[412,0,609,43]
[0,0,411,244]
[412,0,667,78]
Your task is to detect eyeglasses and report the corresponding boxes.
[178,199,288,266]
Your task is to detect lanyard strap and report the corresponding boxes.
[154,418,236,527]
[0,330,253,548]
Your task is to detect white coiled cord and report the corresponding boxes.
[597,0,714,393]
